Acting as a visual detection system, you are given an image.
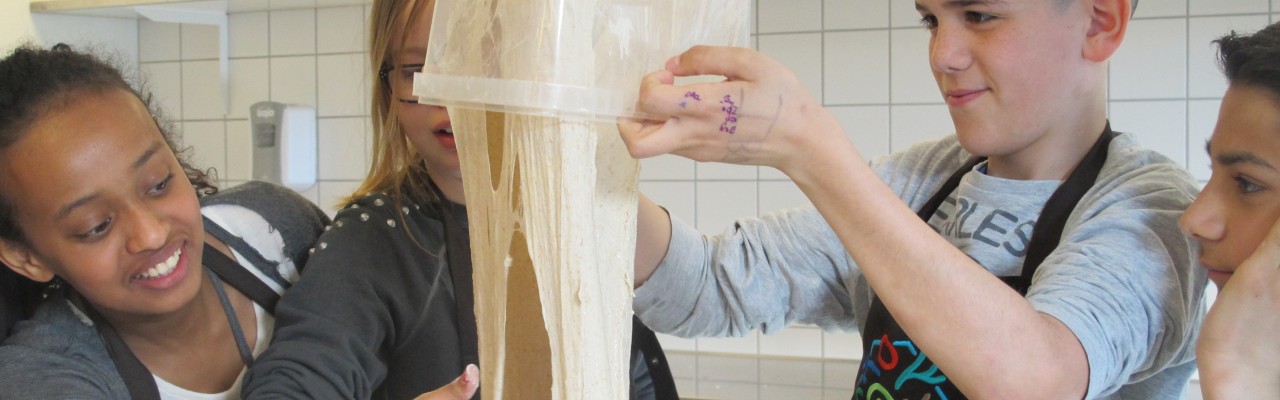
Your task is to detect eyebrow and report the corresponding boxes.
[917,0,1006,11]
[400,46,428,58]
[1216,149,1277,170]
[55,142,163,221]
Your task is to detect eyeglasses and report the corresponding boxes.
[378,62,424,104]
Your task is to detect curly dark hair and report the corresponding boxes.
[1216,22,1280,101]
[0,43,218,325]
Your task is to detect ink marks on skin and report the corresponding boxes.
[680,91,701,109]
[719,93,740,134]
[721,92,784,165]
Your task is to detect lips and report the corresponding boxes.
[1196,259,1235,282]
[945,88,988,106]
[1200,263,1233,275]
[135,248,181,280]
[435,127,455,149]
[131,242,190,290]
[434,120,455,150]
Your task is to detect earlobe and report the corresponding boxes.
[0,240,55,283]
[1082,0,1131,62]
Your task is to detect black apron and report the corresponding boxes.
[852,127,1115,400]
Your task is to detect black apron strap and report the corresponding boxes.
[202,216,290,288]
[1018,126,1116,285]
[202,242,281,312]
[76,293,161,400]
[630,316,679,400]
[441,202,480,368]
[916,156,987,221]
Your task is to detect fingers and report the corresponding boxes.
[452,364,479,399]
[413,364,479,400]
[669,45,771,82]
[635,70,690,119]
[617,117,680,159]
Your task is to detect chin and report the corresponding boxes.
[953,129,1002,157]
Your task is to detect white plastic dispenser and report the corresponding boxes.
[249,101,316,191]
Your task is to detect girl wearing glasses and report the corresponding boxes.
[242,0,676,399]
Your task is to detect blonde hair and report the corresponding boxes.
[343,0,438,208]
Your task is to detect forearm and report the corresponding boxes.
[634,194,672,287]
[634,205,858,336]
[785,139,1088,398]
[243,294,388,399]
[1198,362,1280,400]
[243,256,396,398]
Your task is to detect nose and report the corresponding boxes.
[124,205,168,254]
[930,24,973,74]
[1180,186,1224,243]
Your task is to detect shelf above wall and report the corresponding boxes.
[30,0,371,18]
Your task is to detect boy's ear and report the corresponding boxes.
[0,240,55,283]
[1082,0,1131,62]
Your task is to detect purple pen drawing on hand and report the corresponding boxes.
[680,91,701,109]
[719,94,739,134]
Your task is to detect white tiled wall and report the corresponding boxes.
[138,1,1274,398]
[139,5,372,213]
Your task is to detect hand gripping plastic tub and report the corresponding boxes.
[413,0,751,121]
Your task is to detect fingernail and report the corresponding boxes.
[465,364,478,383]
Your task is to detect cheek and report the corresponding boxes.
[168,187,204,233]
[396,110,436,146]
[1222,208,1280,267]
[40,242,123,292]
[396,105,446,134]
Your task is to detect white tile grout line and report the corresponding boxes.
[314,7,320,185]
[1185,7,1191,172]
[887,0,895,154]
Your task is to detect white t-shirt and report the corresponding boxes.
[155,303,274,400]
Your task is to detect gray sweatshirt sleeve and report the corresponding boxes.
[0,300,130,399]
[0,347,123,399]
[631,138,967,338]
[1025,158,1204,399]
[633,205,860,337]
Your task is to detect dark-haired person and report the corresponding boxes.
[0,44,328,399]
[1179,21,1280,398]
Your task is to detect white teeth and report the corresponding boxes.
[136,248,181,280]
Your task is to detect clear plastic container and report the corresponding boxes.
[413,0,751,122]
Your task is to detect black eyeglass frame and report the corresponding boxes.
[379,63,426,104]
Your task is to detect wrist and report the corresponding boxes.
[778,109,864,186]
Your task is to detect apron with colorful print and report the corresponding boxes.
[852,127,1116,400]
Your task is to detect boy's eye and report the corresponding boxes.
[1234,175,1263,194]
[77,218,112,240]
[919,14,939,29]
[965,11,995,24]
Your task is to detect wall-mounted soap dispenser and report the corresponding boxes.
[249,101,316,191]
